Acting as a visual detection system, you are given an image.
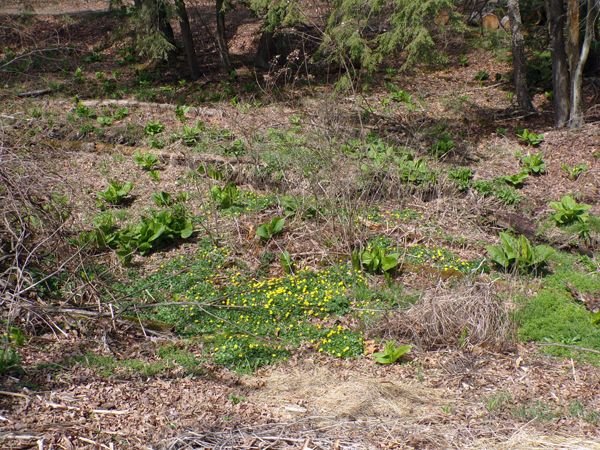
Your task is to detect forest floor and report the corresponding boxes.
[0,4,599,450]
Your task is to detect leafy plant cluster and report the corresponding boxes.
[516,129,544,147]
[448,167,473,191]
[487,232,553,274]
[0,327,25,375]
[549,195,597,241]
[352,238,400,275]
[430,133,455,158]
[81,204,194,264]
[152,191,189,207]
[256,217,285,241]
[561,163,587,181]
[279,195,319,219]
[373,341,411,364]
[550,195,591,227]
[448,170,522,204]
[209,182,274,214]
[96,107,129,127]
[134,151,159,171]
[134,151,161,180]
[472,179,523,205]
[519,151,546,175]
[177,121,205,147]
[97,180,133,205]
[351,136,437,187]
[383,83,416,109]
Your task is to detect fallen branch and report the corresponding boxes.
[43,139,262,166]
[45,401,130,415]
[79,99,222,118]
[17,88,52,97]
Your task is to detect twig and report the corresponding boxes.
[0,432,41,440]
[91,409,130,415]
[0,47,76,71]
[45,402,129,415]
[77,437,113,450]
[0,391,29,399]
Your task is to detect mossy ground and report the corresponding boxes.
[516,252,600,364]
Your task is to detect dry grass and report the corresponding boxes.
[469,430,600,450]
[371,281,514,351]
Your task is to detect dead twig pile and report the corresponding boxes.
[159,421,367,450]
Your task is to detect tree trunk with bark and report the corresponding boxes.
[568,0,598,128]
[546,0,571,127]
[215,0,231,70]
[507,0,535,112]
[174,0,200,80]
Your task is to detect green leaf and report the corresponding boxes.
[148,224,166,242]
[381,253,399,272]
[271,217,285,234]
[180,221,193,239]
[499,232,517,260]
[360,250,373,266]
[256,224,271,240]
[487,245,509,268]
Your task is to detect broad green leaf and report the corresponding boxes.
[381,253,399,272]
[180,221,193,239]
[149,224,166,242]
[271,217,285,234]
[256,225,271,240]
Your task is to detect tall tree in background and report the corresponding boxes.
[568,0,598,128]
[546,0,599,128]
[216,0,232,70]
[507,0,535,112]
[174,0,200,79]
[546,0,571,127]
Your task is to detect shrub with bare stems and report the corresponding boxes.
[0,133,90,340]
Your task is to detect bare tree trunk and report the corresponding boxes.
[174,0,200,80]
[215,0,231,70]
[255,31,275,69]
[546,0,571,127]
[569,0,599,128]
[507,0,535,112]
[567,0,580,74]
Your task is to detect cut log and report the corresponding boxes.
[500,15,511,31]
[482,13,500,30]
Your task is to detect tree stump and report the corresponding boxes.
[434,9,450,26]
[482,13,500,30]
